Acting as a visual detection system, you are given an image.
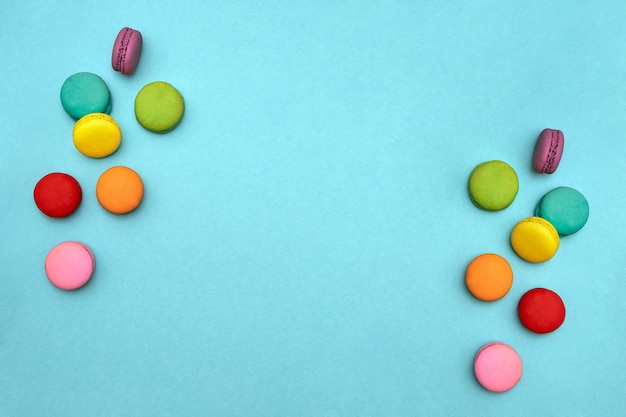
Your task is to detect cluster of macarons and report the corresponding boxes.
[36,27,185,291]
[465,128,589,393]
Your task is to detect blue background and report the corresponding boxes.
[1,1,625,416]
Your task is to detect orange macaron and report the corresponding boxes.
[96,166,144,214]
[465,253,514,301]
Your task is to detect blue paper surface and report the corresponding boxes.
[1,1,625,416]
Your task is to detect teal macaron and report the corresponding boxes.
[535,186,589,236]
[60,72,112,120]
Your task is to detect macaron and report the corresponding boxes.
[535,186,589,236]
[532,128,564,174]
[468,160,519,211]
[60,72,112,120]
[34,172,82,218]
[45,241,95,290]
[72,113,122,158]
[134,81,184,133]
[465,254,513,301]
[518,288,566,334]
[96,166,144,214]
[510,217,559,263]
[112,27,143,75]
[474,342,522,393]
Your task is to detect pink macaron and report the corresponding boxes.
[532,128,564,174]
[45,241,95,290]
[111,27,143,75]
[474,342,522,392]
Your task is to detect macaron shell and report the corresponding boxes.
[134,81,185,133]
[468,161,519,211]
[465,254,514,301]
[60,72,112,120]
[34,172,82,218]
[518,288,566,333]
[73,113,122,158]
[112,27,143,75]
[96,166,144,214]
[510,217,560,263]
[532,128,564,174]
[45,241,95,290]
[474,342,522,392]
[535,187,589,236]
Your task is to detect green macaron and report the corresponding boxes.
[535,186,589,235]
[468,160,519,211]
[134,81,184,133]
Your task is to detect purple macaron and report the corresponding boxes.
[111,27,143,75]
[532,128,564,174]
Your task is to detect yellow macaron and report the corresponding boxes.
[510,217,559,263]
[73,113,122,158]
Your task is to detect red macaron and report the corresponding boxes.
[34,172,82,218]
[518,288,566,334]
